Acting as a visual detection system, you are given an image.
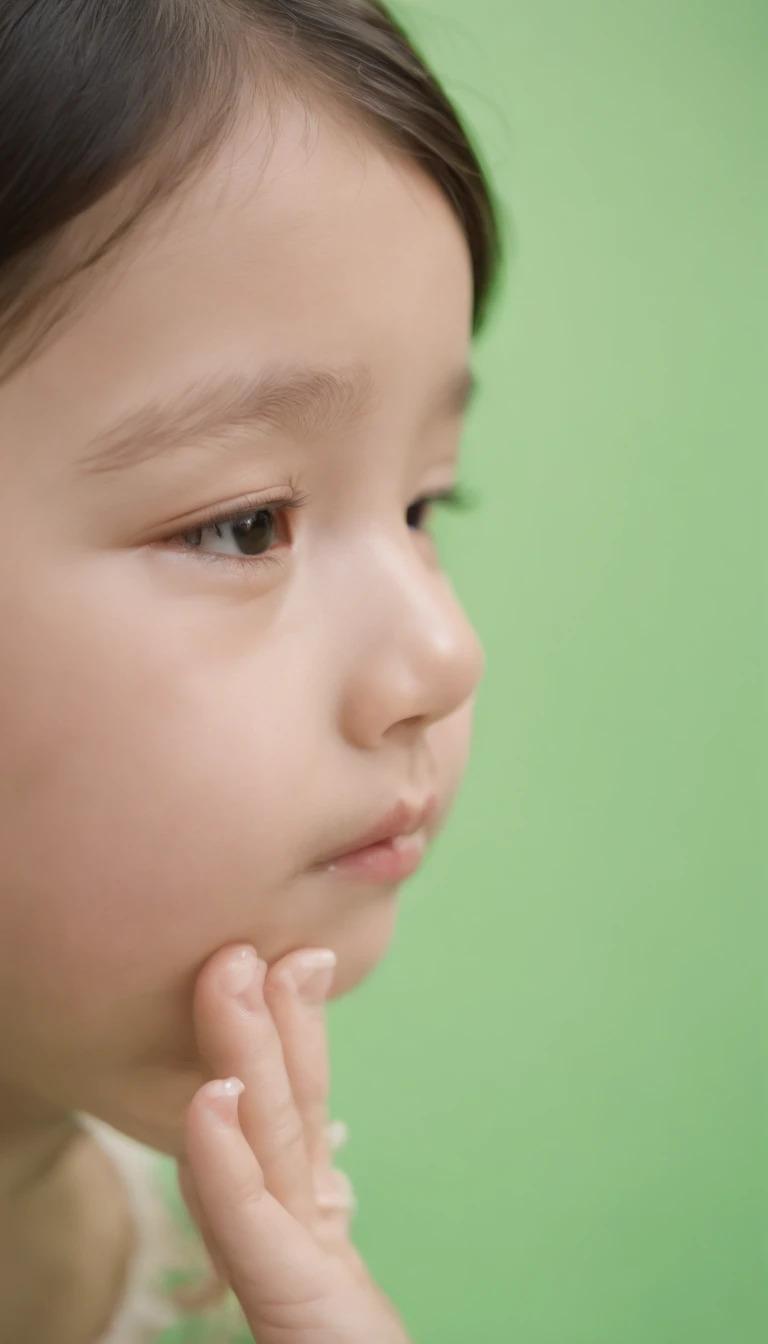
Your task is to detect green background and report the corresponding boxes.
[329,3,766,1342]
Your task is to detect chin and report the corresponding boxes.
[328,955,383,999]
[91,896,400,1157]
[325,891,401,997]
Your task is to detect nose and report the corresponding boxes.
[337,533,485,750]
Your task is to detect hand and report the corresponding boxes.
[176,943,413,1344]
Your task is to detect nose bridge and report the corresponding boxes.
[336,526,484,742]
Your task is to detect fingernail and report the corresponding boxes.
[326,1119,350,1152]
[286,948,336,1006]
[203,1077,244,1128]
[314,1165,356,1210]
[219,946,266,1012]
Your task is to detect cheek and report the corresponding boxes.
[0,560,479,1123]
[0,585,322,1022]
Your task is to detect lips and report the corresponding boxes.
[313,795,438,869]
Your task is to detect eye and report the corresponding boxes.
[182,506,278,558]
[156,483,472,577]
[407,485,471,532]
[406,497,434,531]
[160,490,310,569]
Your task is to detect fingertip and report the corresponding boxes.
[313,1165,356,1211]
[202,1076,245,1126]
[327,1119,350,1152]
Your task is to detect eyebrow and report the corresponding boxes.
[76,360,477,476]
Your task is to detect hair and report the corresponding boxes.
[0,0,504,383]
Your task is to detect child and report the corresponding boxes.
[0,1,502,1339]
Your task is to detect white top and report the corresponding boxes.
[77,1113,253,1343]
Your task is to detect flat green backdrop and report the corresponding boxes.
[329,4,765,1342]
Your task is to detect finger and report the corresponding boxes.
[192,943,317,1231]
[264,951,358,1254]
[184,1077,330,1316]
[176,1157,230,1284]
[314,1166,356,1217]
[318,1121,355,1250]
[314,1165,357,1255]
[264,950,359,1253]
[264,948,337,1170]
[327,1119,350,1154]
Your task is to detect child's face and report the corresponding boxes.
[0,103,482,1154]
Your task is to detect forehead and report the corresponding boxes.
[7,101,473,455]
[135,101,473,359]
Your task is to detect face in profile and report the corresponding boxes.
[0,101,483,1155]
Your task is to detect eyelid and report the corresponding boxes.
[162,485,309,539]
[184,546,286,577]
[146,487,306,580]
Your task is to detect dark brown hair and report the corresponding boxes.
[0,0,504,381]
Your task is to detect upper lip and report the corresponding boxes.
[314,795,438,867]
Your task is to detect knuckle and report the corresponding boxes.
[231,1168,267,1213]
[243,1289,330,1335]
[267,1102,306,1156]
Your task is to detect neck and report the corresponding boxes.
[0,1081,135,1344]
[0,1080,81,1202]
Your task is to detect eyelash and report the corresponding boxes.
[163,483,474,575]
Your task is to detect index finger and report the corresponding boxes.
[192,943,318,1231]
[264,948,337,1170]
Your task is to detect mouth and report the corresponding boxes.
[311,795,438,883]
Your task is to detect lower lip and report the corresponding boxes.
[320,833,426,882]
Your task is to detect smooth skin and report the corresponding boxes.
[0,96,480,1157]
[182,940,409,1341]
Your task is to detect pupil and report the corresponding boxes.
[232,509,275,556]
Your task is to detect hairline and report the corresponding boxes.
[0,36,479,388]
